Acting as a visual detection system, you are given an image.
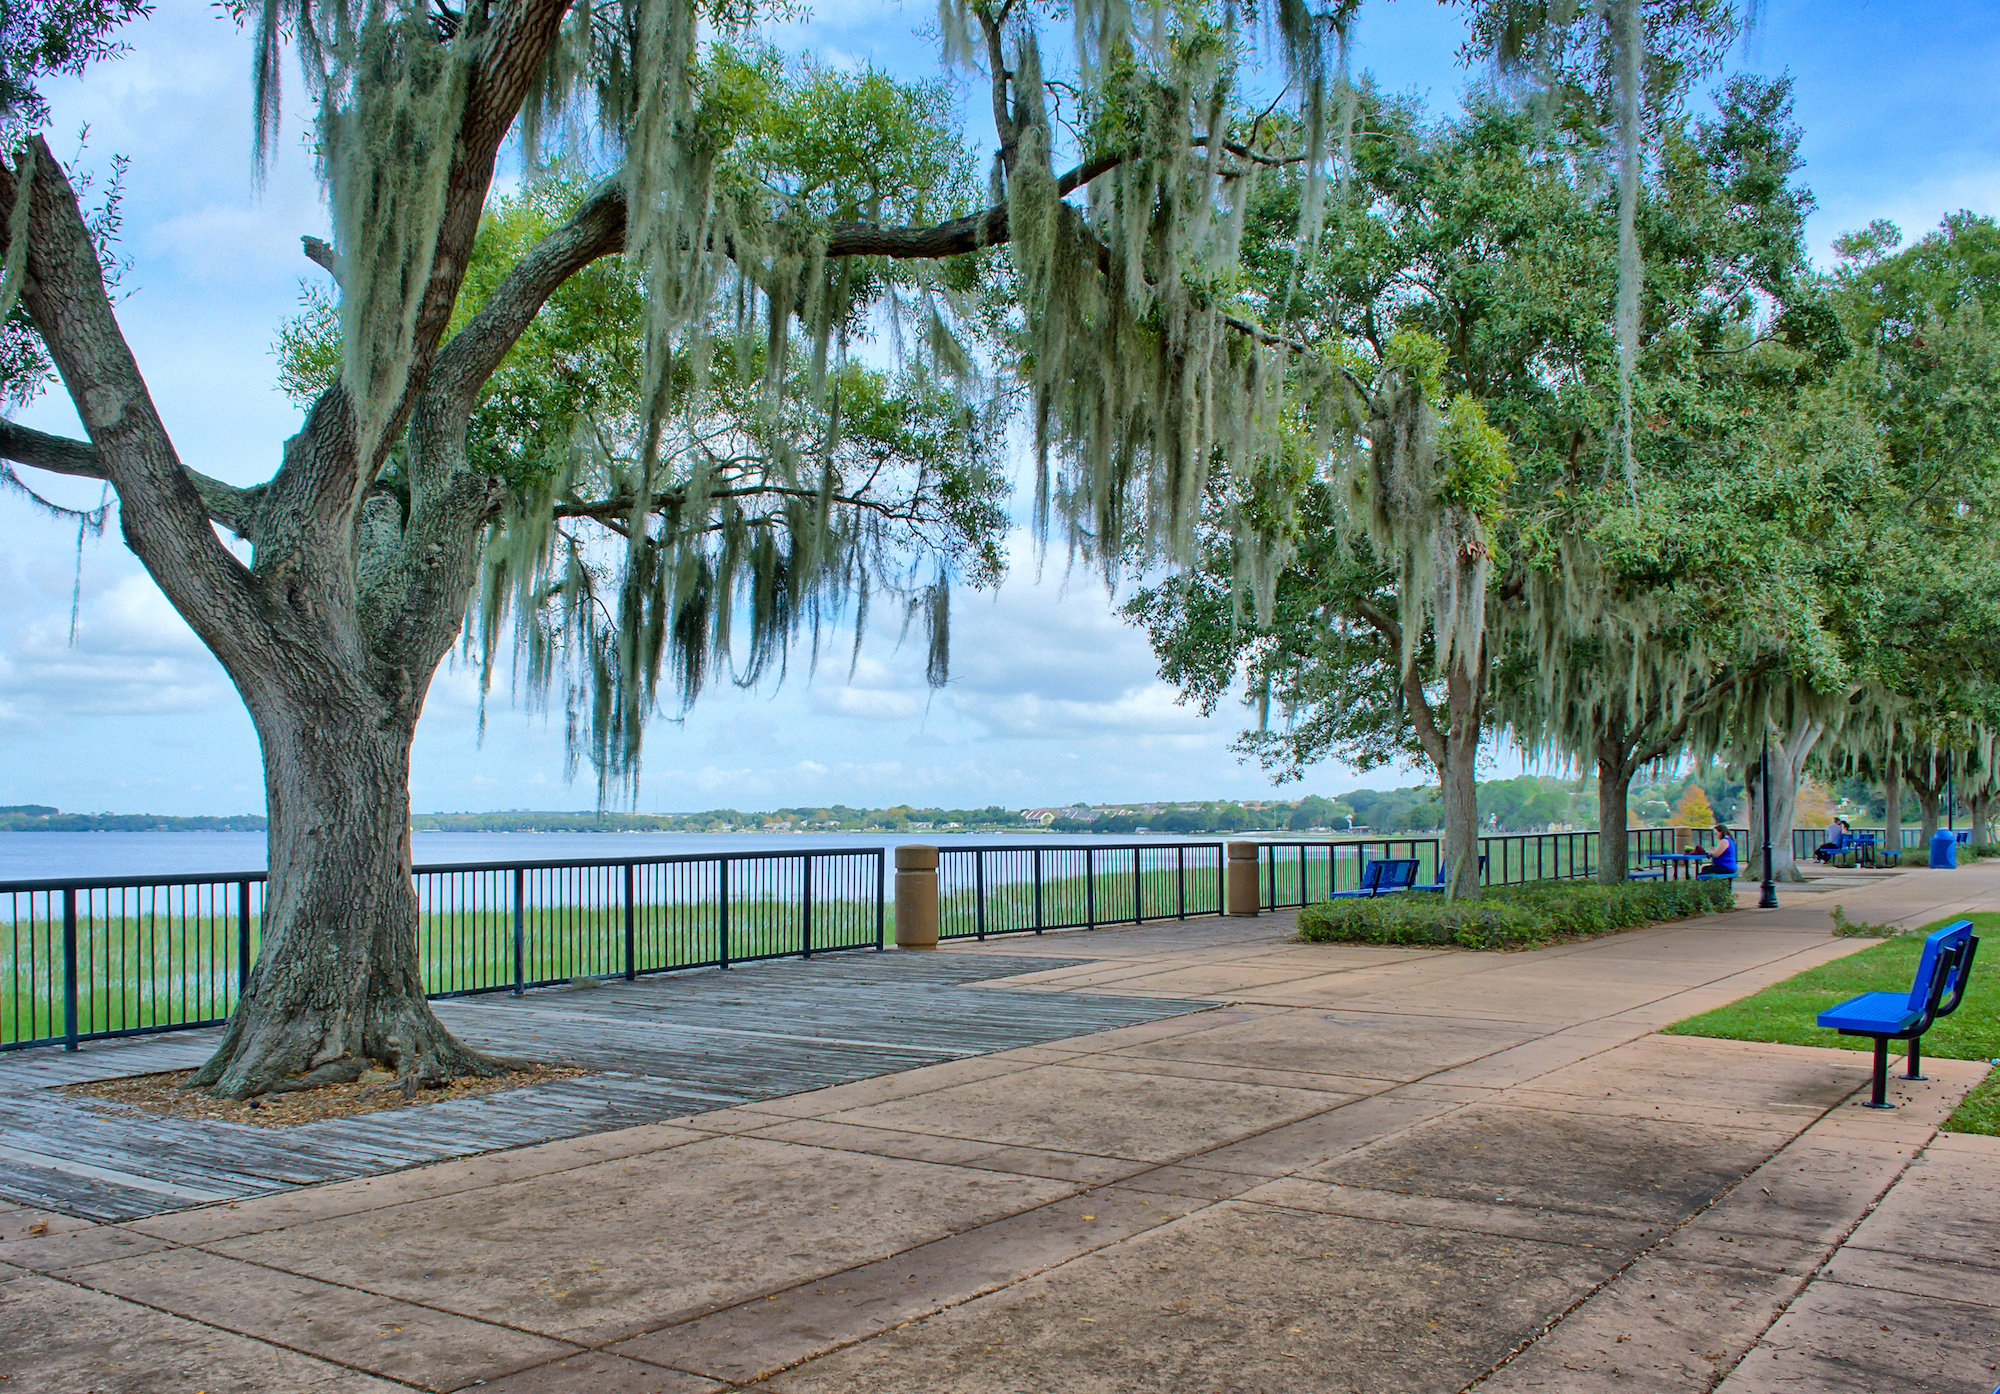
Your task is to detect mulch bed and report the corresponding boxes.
[62,1063,590,1128]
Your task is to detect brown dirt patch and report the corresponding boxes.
[61,1064,591,1128]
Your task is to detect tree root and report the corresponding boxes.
[188,994,519,1100]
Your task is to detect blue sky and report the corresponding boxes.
[1,0,1995,816]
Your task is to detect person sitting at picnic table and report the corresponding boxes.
[1813,817,1852,863]
[1690,822,1739,878]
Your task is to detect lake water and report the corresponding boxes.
[0,828,1291,884]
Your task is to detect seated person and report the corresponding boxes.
[1813,817,1852,863]
[1691,822,1739,878]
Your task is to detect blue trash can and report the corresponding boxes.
[1930,828,1958,868]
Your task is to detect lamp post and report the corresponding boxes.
[1759,734,1778,909]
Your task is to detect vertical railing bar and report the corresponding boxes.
[1031,848,1045,934]
[238,877,252,1002]
[511,866,525,996]
[801,854,814,958]
[719,857,732,969]
[623,861,636,981]
[1085,847,1096,930]
[61,887,78,1052]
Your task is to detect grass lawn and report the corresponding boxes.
[1665,912,2000,1134]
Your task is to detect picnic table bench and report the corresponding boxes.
[1817,919,1979,1109]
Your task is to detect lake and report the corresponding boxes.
[0,828,1294,884]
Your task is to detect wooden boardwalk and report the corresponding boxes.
[0,951,1210,1222]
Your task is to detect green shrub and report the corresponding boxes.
[1294,877,1735,951]
[1830,904,1900,938]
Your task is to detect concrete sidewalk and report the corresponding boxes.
[1,867,1995,1392]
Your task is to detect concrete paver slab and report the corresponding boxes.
[1474,1254,1813,1393]
[0,1222,171,1275]
[614,1186,1206,1384]
[1715,1278,2000,1393]
[75,1246,580,1388]
[0,1271,405,1393]
[1241,1176,1660,1253]
[206,1135,1072,1344]
[1843,1134,2000,1270]
[1313,1103,1776,1224]
[459,1351,726,1393]
[822,1061,1340,1161]
[1101,1008,1538,1082]
[1819,1247,2000,1309]
[758,1202,1625,1394]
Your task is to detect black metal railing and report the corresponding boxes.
[936,843,1226,940]
[2,847,884,1053]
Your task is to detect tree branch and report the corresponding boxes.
[3,138,264,658]
[301,235,338,281]
[0,418,262,536]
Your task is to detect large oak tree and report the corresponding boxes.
[0,0,1360,1095]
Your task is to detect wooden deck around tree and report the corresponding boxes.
[0,951,1210,1221]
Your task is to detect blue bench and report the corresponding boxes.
[1330,858,1420,898]
[1817,919,1979,1109]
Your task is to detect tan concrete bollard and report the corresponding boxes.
[1225,841,1261,916]
[894,844,941,948]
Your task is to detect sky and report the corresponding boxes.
[2,0,1997,817]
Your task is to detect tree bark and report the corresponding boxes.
[1596,740,1633,886]
[1883,759,1902,865]
[1905,754,1944,851]
[188,688,504,1098]
[1746,717,1821,883]
[1440,665,1483,898]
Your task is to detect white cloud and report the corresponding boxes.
[813,685,925,720]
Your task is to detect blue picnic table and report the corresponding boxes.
[1646,851,1708,881]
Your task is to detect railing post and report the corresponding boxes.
[62,888,79,1052]
[719,857,732,969]
[1084,848,1096,929]
[894,844,940,949]
[1225,841,1260,916]
[1176,845,1187,919]
[623,862,636,980]
[511,867,525,996]
[875,849,886,950]
[1134,847,1144,923]
[801,854,814,958]
[1033,848,1044,934]
[237,879,252,994]
[1298,845,1307,908]
[974,849,986,941]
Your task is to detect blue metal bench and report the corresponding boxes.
[1330,857,1420,898]
[1817,919,1979,1109]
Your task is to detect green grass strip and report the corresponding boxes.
[1665,912,2000,1135]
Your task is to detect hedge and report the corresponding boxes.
[1294,876,1736,951]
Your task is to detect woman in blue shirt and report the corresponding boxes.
[1695,823,1739,878]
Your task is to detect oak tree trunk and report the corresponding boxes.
[1745,718,1820,884]
[1440,665,1483,899]
[1596,748,1632,885]
[187,668,505,1099]
[1883,760,1902,863]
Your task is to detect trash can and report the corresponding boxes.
[1930,828,1958,868]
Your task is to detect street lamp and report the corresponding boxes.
[1759,734,1778,909]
